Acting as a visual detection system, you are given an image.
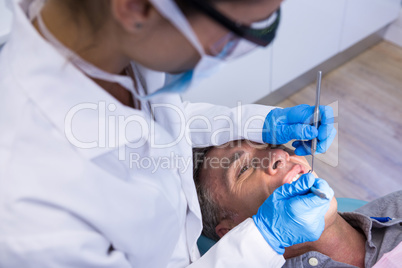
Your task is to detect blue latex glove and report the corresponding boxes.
[252,173,334,254]
[262,104,336,156]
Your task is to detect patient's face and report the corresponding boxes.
[200,140,336,231]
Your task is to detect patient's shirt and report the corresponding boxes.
[282,190,402,268]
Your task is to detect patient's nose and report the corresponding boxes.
[265,149,290,175]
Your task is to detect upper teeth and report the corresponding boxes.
[291,173,302,183]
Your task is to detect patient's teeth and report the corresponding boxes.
[291,173,301,183]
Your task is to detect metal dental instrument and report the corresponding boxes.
[310,186,329,200]
[310,71,322,173]
[308,71,329,200]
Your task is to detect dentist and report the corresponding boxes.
[0,0,336,267]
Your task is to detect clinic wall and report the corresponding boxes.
[183,0,401,107]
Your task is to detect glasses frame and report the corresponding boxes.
[185,0,281,47]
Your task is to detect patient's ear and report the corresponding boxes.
[215,219,234,238]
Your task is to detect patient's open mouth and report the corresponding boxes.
[284,164,309,185]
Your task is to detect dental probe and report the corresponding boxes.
[310,186,329,200]
[306,171,329,199]
[307,171,329,199]
[311,71,322,173]
[309,79,329,202]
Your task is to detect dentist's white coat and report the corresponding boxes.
[0,0,285,267]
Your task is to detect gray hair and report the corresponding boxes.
[193,147,236,241]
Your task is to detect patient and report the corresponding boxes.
[193,140,402,268]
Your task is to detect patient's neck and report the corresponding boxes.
[284,214,366,268]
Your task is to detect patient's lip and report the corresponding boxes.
[283,164,307,185]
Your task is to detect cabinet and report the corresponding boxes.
[271,0,346,90]
[340,0,401,51]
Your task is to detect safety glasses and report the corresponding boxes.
[149,0,280,61]
[185,0,281,47]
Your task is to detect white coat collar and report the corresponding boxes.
[7,0,167,160]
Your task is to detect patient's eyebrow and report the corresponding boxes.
[223,150,244,187]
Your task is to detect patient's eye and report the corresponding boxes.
[239,166,249,177]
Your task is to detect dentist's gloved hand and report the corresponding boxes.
[262,104,336,156]
[252,173,334,254]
